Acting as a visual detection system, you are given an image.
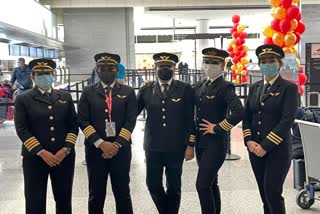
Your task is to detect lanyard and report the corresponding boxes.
[105,90,112,122]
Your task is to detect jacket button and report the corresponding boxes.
[163,123,166,127]
[162,101,165,104]
[200,98,202,101]
[261,103,265,106]
[51,137,55,142]
[257,132,260,135]
[162,108,166,112]
[50,127,54,131]
[258,121,261,125]
[258,111,261,114]
[105,109,108,113]
[163,115,166,119]
[49,116,54,120]
[48,106,52,110]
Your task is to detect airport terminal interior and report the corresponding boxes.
[0,0,320,213]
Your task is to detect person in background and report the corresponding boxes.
[11,58,33,95]
[14,58,78,214]
[242,44,298,214]
[117,63,126,85]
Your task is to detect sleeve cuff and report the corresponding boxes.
[23,136,44,155]
[94,139,104,148]
[261,131,283,152]
[115,128,132,147]
[82,125,100,144]
[64,133,78,148]
[187,134,196,147]
[218,119,235,132]
[242,129,252,145]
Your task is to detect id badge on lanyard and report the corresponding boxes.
[105,91,116,137]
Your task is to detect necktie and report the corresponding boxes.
[162,83,169,97]
[105,86,112,95]
[263,82,271,96]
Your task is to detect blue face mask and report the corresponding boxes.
[35,74,54,90]
[260,63,279,78]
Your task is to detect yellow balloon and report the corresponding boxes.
[231,65,237,71]
[229,39,235,46]
[243,46,249,51]
[293,0,300,3]
[238,64,244,71]
[241,58,249,65]
[237,24,246,33]
[236,70,241,75]
[268,0,281,7]
[262,26,274,38]
[296,58,301,69]
[272,32,284,47]
[274,7,287,20]
[293,47,299,57]
[290,19,298,32]
[241,70,247,76]
[284,32,297,47]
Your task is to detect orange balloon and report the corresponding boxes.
[274,7,287,20]
[284,32,297,46]
[268,0,281,7]
[237,24,246,33]
[262,26,274,38]
[272,32,284,47]
[283,47,294,54]
[241,70,247,76]
[231,65,236,71]
[296,58,301,69]
[271,7,276,18]
[290,19,298,32]
[237,64,244,71]
[293,0,300,3]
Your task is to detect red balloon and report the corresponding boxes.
[232,15,240,24]
[240,50,247,58]
[233,57,239,64]
[287,5,300,20]
[296,12,302,21]
[296,22,306,34]
[281,0,293,8]
[271,19,281,32]
[241,76,248,83]
[264,37,274,45]
[229,52,235,58]
[239,32,248,38]
[299,73,307,85]
[227,46,233,52]
[294,32,301,44]
[298,85,304,95]
[237,45,244,51]
[240,38,245,45]
[235,39,241,46]
[280,19,292,33]
[232,32,239,38]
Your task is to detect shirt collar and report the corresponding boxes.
[158,78,173,87]
[264,74,279,86]
[38,87,52,94]
[101,81,116,89]
[208,74,222,83]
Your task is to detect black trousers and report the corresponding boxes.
[23,153,75,214]
[86,145,133,214]
[145,151,184,214]
[196,138,228,214]
[249,145,291,214]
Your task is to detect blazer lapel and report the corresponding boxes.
[153,81,164,99]
[112,82,121,98]
[50,89,61,104]
[32,87,53,105]
[95,82,106,98]
[164,80,178,100]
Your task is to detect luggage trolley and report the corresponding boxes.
[295,120,320,209]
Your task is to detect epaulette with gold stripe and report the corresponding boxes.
[24,137,41,151]
[266,131,283,145]
[119,128,132,141]
[219,119,234,131]
[83,125,96,139]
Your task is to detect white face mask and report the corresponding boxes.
[202,64,222,80]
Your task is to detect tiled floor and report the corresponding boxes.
[0,119,319,214]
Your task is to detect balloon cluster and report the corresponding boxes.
[262,0,307,94]
[228,15,249,84]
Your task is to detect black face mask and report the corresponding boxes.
[157,68,173,81]
[98,71,117,85]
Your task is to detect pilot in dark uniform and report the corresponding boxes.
[242,45,298,214]
[194,48,244,214]
[137,53,195,214]
[78,53,137,214]
[14,58,78,214]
